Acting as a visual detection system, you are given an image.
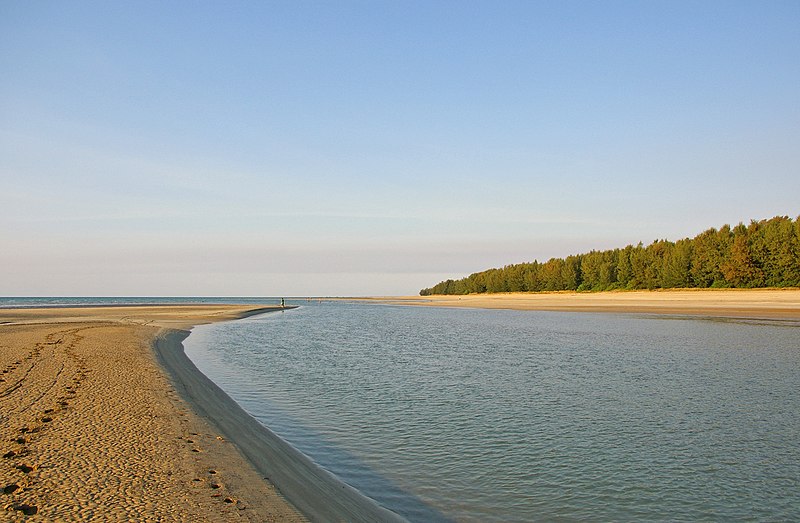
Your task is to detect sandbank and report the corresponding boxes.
[0,304,404,522]
[359,288,800,321]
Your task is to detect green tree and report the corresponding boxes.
[752,216,800,286]
[629,243,651,288]
[579,251,602,290]
[661,238,692,288]
[485,269,508,293]
[721,227,763,287]
[616,246,633,288]
[419,215,800,295]
[522,262,542,292]
[562,255,581,290]
[690,226,731,287]
[505,264,526,292]
[540,258,565,291]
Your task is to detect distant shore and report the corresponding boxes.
[358,288,800,321]
[0,304,404,522]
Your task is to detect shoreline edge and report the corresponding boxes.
[153,310,407,523]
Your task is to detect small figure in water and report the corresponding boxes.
[280,297,285,308]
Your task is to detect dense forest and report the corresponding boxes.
[420,215,800,295]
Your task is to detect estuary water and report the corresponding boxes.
[185,302,800,522]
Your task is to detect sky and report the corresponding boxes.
[1,1,799,296]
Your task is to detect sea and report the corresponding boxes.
[4,297,799,521]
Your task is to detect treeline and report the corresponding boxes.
[420,215,800,295]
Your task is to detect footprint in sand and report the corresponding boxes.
[3,484,20,494]
[16,464,34,474]
[14,504,38,515]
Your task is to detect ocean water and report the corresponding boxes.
[0,296,291,308]
[183,302,800,522]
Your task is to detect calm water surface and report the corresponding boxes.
[0,296,287,308]
[184,302,800,522]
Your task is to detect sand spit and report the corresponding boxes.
[360,288,800,320]
[0,305,305,522]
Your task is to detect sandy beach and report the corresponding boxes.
[0,304,408,522]
[360,288,800,321]
[0,305,304,522]
[0,306,303,521]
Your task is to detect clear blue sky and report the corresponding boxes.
[2,1,798,296]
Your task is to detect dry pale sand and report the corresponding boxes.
[361,288,800,320]
[0,305,305,522]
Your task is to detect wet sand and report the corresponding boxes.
[360,288,800,320]
[0,304,404,522]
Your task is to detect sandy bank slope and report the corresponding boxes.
[155,330,406,523]
[0,305,302,522]
[363,289,800,320]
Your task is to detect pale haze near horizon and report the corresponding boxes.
[2,1,799,297]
